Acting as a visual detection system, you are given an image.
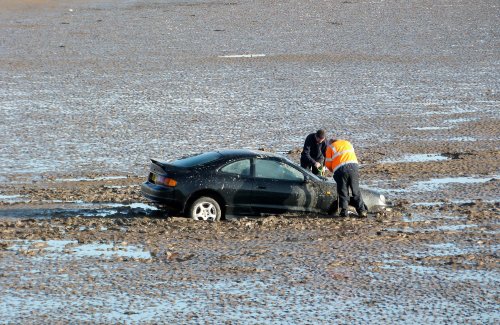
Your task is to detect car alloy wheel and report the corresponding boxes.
[190,197,221,221]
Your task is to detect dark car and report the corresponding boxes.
[141,149,387,221]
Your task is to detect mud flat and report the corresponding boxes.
[1,148,498,323]
[0,201,499,323]
[1,0,499,323]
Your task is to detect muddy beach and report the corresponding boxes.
[1,0,499,323]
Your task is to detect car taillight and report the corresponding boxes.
[163,178,177,187]
[150,173,177,187]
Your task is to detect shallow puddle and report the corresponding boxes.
[409,199,494,207]
[54,176,128,182]
[410,176,497,191]
[413,126,453,130]
[446,117,480,124]
[218,54,266,58]
[384,223,482,234]
[422,242,481,257]
[401,213,467,223]
[449,136,477,142]
[76,203,159,217]
[4,239,152,260]
[0,202,159,218]
[433,224,479,232]
[382,153,449,163]
[0,194,30,204]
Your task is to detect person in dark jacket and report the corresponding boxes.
[300,129,327,175]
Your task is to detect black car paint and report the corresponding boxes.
[142,150,358,218]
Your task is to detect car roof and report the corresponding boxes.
[216,149,284,159]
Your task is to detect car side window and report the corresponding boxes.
[220,159,251,176]
[255,159,304,182]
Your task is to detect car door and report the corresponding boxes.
[216,158,256,215]
[252,158,318,214]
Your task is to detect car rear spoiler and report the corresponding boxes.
[150,159,185,174]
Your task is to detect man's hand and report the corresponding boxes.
[314,162,321,168]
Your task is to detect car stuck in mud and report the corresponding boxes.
[141,149,387,221]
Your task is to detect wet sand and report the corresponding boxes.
[1,0,499,323]
[1,149,498,323]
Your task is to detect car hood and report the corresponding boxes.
[321,178,387,210]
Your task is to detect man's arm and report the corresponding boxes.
[302,135,317,165]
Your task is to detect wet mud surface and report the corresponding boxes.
[1,0,499,323]
[1,150,498,323]
[0,203,498,323]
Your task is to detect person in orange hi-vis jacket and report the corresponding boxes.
[325,139,367,218]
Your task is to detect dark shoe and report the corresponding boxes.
[358,210,368,218]
[339,209,348,218]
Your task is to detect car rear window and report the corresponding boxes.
[220,159,251,176]
[171,152,222,168]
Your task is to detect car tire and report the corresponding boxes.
[189,197,221,222]
[327,200,339,215]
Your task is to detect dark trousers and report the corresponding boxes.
[333,163,365,212]
[301,158,323,176]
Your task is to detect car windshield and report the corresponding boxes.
[171,152,222,168]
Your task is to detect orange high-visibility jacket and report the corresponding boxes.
[325,140,358,173]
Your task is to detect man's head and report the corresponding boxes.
[315,129,326,143]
